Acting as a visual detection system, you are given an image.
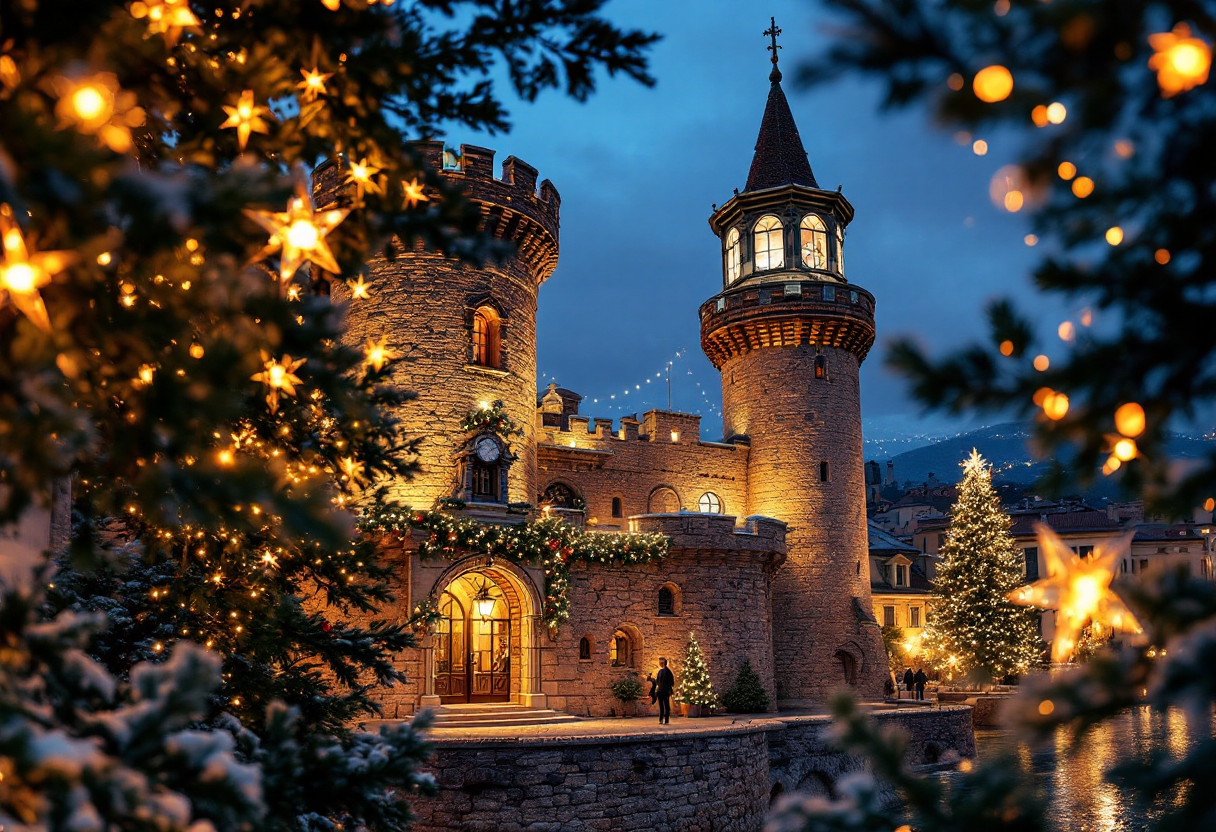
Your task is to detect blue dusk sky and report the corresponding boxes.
[452,0,1067,444]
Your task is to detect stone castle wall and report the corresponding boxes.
[536,411,748,526]
[720,342,886,703]
[409,706,977,831]
[315,143,559,511]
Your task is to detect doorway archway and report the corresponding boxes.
[423,559,545,708]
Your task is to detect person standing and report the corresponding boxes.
[914,667,928,701]
[654,657,675,725]
[903,667,915,697]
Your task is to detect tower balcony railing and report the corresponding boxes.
[699,279,875,323]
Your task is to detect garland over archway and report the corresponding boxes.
[362,506,670,633]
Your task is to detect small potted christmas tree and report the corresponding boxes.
[721,658,770,713]
[678,632,717,717]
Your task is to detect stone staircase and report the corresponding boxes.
[425,703,582,729]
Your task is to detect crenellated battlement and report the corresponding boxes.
[411,141,561,285]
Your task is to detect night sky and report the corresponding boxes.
[455,0,1066,444]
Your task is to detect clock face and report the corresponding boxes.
[475,436,500,463]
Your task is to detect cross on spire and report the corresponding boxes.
[764,17,782,66]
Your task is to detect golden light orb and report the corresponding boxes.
[1057,161,1077,180]
[1024,234,1038,246]
[2,262,36,293]
[1031,105,1050,127]
[1115,402,1146,437]
[1004,190,1024,212]
[1046,102,1067,124]
[1072,176,1095,198]
[217,448,235,466]
[97,252,112,266]
[1033,386,1054,406]
[999,339,1015,356]
[1205,498,1215,512]
[1148,24,1212,97]
[71,85,109,121]
[973,65,1014,102]
[1155,248,1171,264]
[1105,226,1124,245]
[1102,455,1122,476]
[189,343,205,359]
[1033,354,1050,371]
[1058,321,1075,341]
[973,139,988,156]
[1038,699,1054,716]
[1043,391,1069,421]
[1115,139,1135,158]
[1113,437,1138,461]
[947,73,964,91]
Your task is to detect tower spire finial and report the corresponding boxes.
[764,16,783,82]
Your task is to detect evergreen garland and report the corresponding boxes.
[922,451,1042,681]
[363,506,670,633]
[460,400,524,438]
[677,632,717,708]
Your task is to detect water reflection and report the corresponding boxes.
[941,706,1206,831]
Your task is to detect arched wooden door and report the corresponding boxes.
[434,590,512,704]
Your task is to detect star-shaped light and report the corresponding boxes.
[402,178,428,208]
[347,275,370,299]
[0,205,76,332]
[130,0,200,46]
[251,353,306,413]
[244,186,350,289]
[961,448,988,477]
[345,157,382,197]
[260,551,279,568]
[1148,24,1211,98]
[220,90,271,151]
[339,456,366,485]
[297,67,332,103]
[1008,523,1141,663]
[51,72,145,153]
[363,335,396,371]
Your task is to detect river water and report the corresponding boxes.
[941,706,1201,831]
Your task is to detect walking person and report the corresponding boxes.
[914,667,928,701]
[903,667,914,698]
[654,657,675,725]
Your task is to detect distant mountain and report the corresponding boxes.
[877,421,1216,489]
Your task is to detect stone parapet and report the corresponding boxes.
[629,512,787,559]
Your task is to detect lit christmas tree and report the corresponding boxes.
[922,451,1041,682]
[677,632,717,708]
[1,0,655,825]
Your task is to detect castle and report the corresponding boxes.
[317,44,888,717]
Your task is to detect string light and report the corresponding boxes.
[0,205,76,332]
[220,90,271,151]
[1072,176,1095,198]
[1115,402,1145,437]
[348,276,370,299]
[345,157,383,196]
[973,65,1013,102]
[1105,226,1124,245]
[363,335,396,371]
[52,73,146,153]
[1042,391,1069,421]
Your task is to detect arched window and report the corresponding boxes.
[542,481,580,509]
[648,487,680,514]
[836,224,845,275]
[611,496,623,518]
[471,306,501,368]
[820,460,831,483]
[610,629,632,667]
[578,636,592,661]
[698,492,723,514]
[658,586,675,616]
[800,215,829,269]
[753,215,785,271]
[814,355,828,380]
[724,227,741,283]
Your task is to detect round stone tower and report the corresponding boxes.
[315,142,559,512]
[699,49,885,704]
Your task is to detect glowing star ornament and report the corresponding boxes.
[0,205,76,332]
[402,178,428,208]
[345,157,382,196]
[244,186,350,288]
[130,0,200,45]
[51,73,146,153]
[1148,24,1211,98]
[363,335,396,371]
[297,67,333,102]
[347,276,370,299]
[220,90,271,151]
[339,456,366,485]
[260,551,279,568]
[1008,524,1141,663]
[251,353,306,413]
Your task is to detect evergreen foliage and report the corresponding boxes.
[610,676,644,704]
[881,625,904,674]
[923,452,1041,681]
[721,658,770,713]
[677,632,717,708]
[1,0,656,825]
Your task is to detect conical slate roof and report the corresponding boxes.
[744,68,819,192]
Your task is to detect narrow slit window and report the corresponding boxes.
[724,227,741,283]
[814,355,827,380]
[611,496,623,518]
[658,587,674,616]
[820,460,830,482]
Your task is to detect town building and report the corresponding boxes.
[318,43,889,716]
